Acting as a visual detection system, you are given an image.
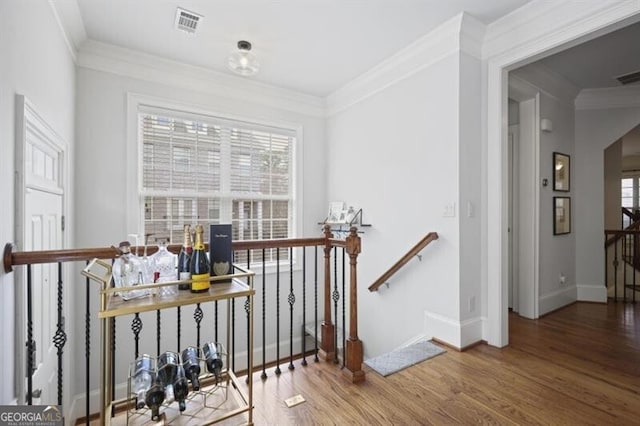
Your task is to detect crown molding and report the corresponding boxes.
[483,0,640,64]
[48,0,87,61]
[327,13,477,116]
[575,86,640,110]
[77,39,326,118]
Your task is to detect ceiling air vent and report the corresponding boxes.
[616,70,640,85]
[175,8,203,34]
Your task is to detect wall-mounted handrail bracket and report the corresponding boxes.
[416,253,423,262]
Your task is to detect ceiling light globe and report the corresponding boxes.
[228,40,260,76]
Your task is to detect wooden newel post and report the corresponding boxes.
[319,224,336,361]
[344,226,365,382]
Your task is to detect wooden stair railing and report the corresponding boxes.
[3,228,366,421]
[368,232,438,292]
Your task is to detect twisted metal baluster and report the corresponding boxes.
[53,262,68,406]
[261,248,267,379]
[85,261,91,424]
[288,247,295,370]
[275,248,281,375]
[246,250,251,383]
[332,247,340,364]
[314,246,319,362]
[301,247,308,367]
[194,303,203,351]
[341,248,346,368]
[26,264,33,405]
[132,314,142,359]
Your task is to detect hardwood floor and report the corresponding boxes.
[107,302,640,425]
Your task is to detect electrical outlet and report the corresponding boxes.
[559,274,566,285]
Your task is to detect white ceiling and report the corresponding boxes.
[537,21,640,90]
[66,0,532,97]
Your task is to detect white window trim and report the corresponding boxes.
[126,92,304,274]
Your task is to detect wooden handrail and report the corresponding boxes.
[604,225,640,248]
[3,237,327,273]
[368,232,438,292]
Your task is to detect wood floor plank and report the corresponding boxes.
[103,302,640,425]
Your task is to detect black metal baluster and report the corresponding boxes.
[54,262,67,406]
[177,307,181,353]
[156,310,161,356]
[301,247,308,367]
[231,298,236,371]
[614,239,619,301]
[214,301,219,343]
[26,264,33,405]
[341,248,346,367]
[246,250,251,382]
[288,247,295,371]
[261,248,267,379]
[194,304,203,351]
[85,262,91,424]
[275,248,281,375]
[111,317,116,411]
[132,314,142,358]
[314,246,319,362]
[332,247,340,364]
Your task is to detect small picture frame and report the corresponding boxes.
[553,152,570,192]
[553,196,571,235]
[326,201,346,224]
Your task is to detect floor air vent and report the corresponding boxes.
[175,8,203,34]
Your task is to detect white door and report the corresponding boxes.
[25,189,63,404]
[15,95,67,405]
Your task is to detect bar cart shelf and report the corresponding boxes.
[82,259,255,425]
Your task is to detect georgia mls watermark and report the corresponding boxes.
[0,405,63,426]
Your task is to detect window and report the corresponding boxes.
[139,107,296,264]
[621,176,639,228]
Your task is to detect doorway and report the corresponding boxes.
[14,95,68,405]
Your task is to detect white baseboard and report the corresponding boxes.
[577,284,607,303]
[539,285,577,315]
[423,311,483,350]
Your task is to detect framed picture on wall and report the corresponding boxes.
[554,196,571,235]
[553,152,570,191]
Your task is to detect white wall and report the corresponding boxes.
[326,49,462,355]
[458,51,483,342]
[537,92,576,314]
[0,1,76,404]
[575,100,640,297]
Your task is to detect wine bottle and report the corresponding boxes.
[189,224,210,293]
[173,364,189,412]
[131,354,154,409]
[157,351,179,403]
[177,225,193,290]
[145,372,165,421]
[202,342,223,384]
[181,346,201,391]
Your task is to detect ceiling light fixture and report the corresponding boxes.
[228,40,260,76]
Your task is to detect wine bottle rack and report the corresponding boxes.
[82,259,255,425]
[125,346,231,425]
